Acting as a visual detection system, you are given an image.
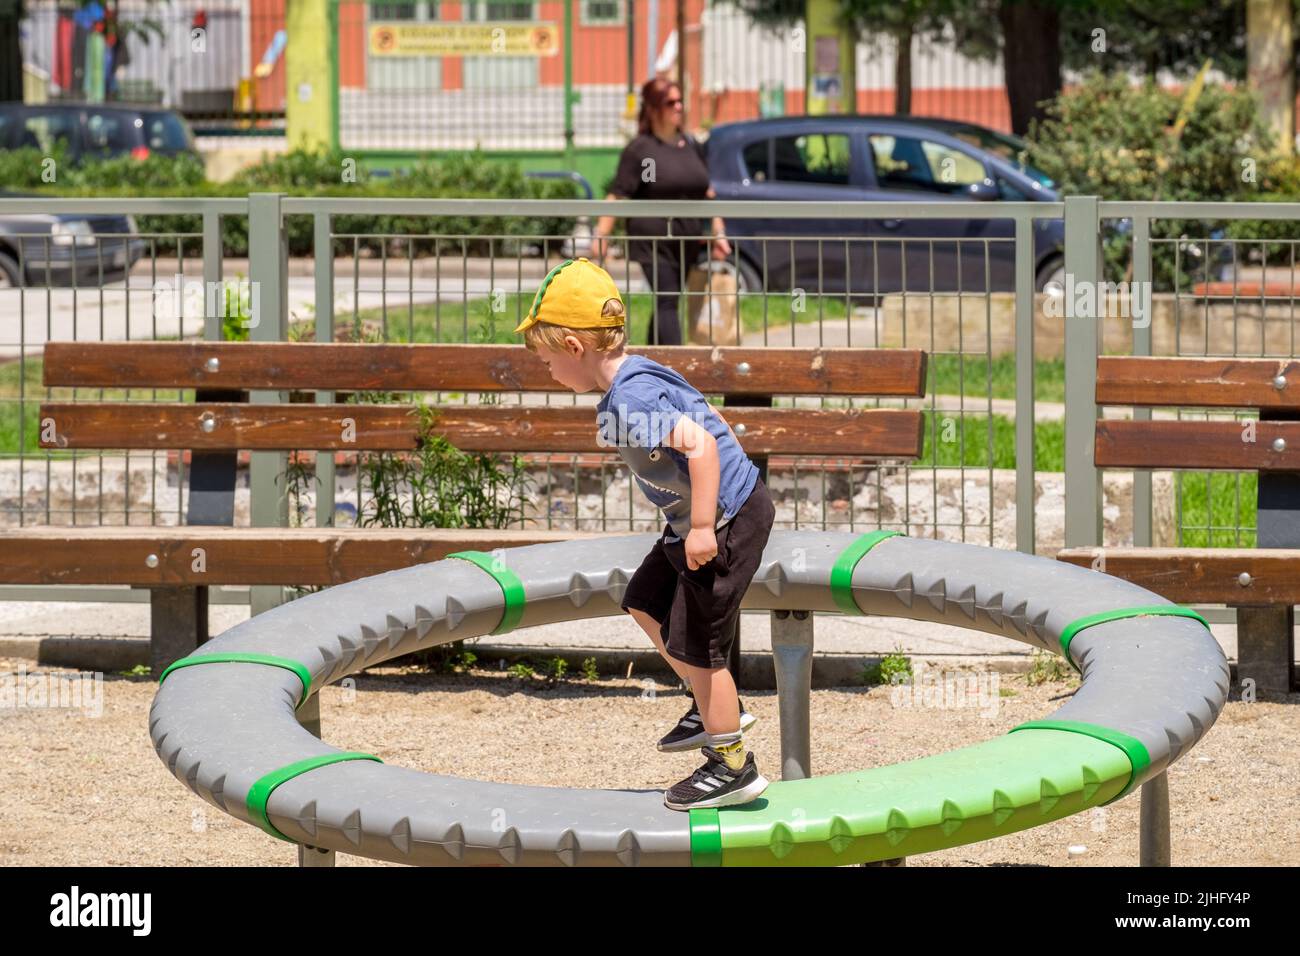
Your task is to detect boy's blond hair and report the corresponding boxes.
[521,296,627,354]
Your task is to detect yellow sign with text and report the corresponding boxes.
[368,23,559,57]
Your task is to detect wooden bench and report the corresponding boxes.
[1057,355,1300,695]
[5,341,928,672]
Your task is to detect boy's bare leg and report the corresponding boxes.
[626,608,692,685]
[685,663,741,736]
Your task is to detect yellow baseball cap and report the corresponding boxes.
[513,257,625,334]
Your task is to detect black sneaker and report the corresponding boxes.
[664,747,768,811]
[656,697,757,753]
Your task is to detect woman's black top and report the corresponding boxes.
[609,131,713,253]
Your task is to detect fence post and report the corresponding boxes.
[1014,212,1036,554]
[314,211,336,528]
[1063,196,1102,549]
[248,193,289,618]
[202,210,224,343]
[1130,214,1153,547]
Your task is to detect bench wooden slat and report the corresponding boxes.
[0,527,600,586]
[1095,420,1300,470]
[1097,356,1300,409]
[1056,547,1300,604]
[41,342,929,398]
[39,403,926,457]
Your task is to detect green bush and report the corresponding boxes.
[356,406,534,530]
[11,146,581,259]
[1026,71,1285,288]
[0,144,207,192]
[862,649,913,687]
[1027,71,1274,203]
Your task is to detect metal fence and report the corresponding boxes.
[7,195,1300,613]
[1066,199,1300,556]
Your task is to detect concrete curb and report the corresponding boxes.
[467,645,1041,690]
[0,636,151,673]
[2,634,1043,688]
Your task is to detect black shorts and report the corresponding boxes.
[619,478,776,669]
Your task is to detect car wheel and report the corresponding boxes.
[0,251,22,289]
[733,256,764,295]
[1035,255,1065,296]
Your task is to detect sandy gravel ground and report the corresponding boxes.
[1,657,1296,868]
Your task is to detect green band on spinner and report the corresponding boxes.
[1009,719,1152,802]
[527,258,575,321]
[830,531,902,616]
[447,550,528,634]
[1058,605,1209,671]
[689,808,723,867]
[247,753,383,842]
[158,653,312,709]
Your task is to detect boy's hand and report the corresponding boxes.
[684,527,718,571]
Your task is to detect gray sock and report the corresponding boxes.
[706,730,743,749]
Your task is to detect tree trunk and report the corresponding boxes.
[894,26,913,115]
[1248,0,1296,155]
[999,0,1061,134]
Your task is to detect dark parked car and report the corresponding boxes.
[0,201,145,288]
[704,115,1065,297]
[0,102,200,164]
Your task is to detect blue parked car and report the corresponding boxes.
[703,115,1065,297]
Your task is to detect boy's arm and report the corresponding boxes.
[710,406,741,446]
[662,414,721,531]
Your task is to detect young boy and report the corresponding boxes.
[515,257,776,811]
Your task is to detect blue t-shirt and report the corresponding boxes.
[595,354,760,541]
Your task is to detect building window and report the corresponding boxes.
[369,2,421,19]
[467,1,534,19]
[582,0,624,25]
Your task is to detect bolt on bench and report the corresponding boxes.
[10,341,928,716]
[1058,355,1300,695]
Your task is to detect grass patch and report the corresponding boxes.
[862,648,913,687]
[341,291,847,344]
[913,410,1065,471]
[1174,471,1258,547]
[927,353,1065,403]
[1025,650,1075,686]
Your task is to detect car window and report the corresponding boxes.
[997,176,1031,201]
[742,139,771,181]
[954,126,1055,188]
[143,113,193,150]
[775,134,851,185]
[869,134,986,193]
[85,111,136,153]
[15,112,78,153]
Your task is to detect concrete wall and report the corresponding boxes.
[879,292,1300,359]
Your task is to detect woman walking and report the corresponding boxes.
[591,77,731,346]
